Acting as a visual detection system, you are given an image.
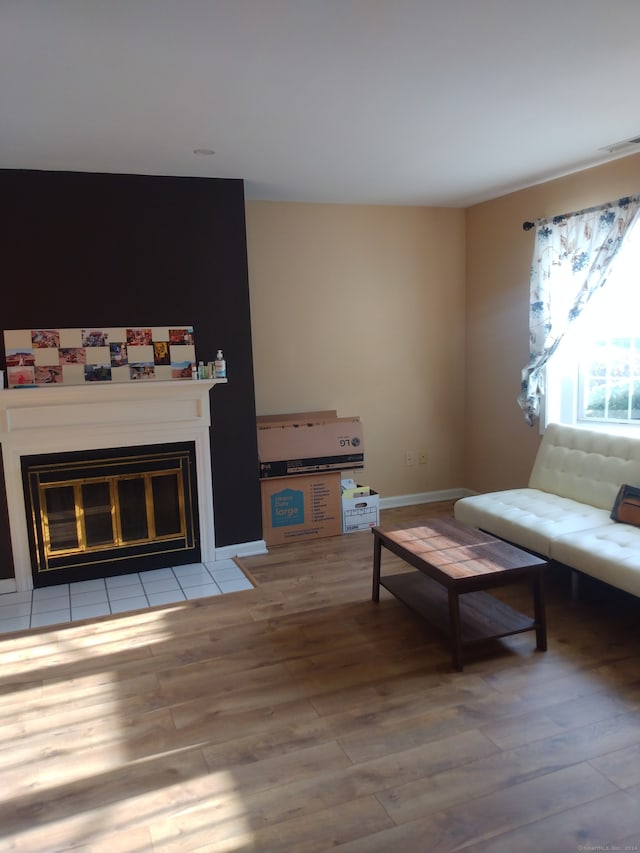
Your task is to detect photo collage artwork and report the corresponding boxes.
[3,327,196,388]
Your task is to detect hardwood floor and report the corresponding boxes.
[2,501,640,852]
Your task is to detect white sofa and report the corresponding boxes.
[454,422,640,598]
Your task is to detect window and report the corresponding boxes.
[544,220,640,431]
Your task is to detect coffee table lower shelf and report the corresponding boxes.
[380,571,536,648]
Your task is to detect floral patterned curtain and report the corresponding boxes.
[518,194,640,426]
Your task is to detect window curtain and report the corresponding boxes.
[518,194,640,426]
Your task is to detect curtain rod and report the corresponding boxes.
[522,193,640,233]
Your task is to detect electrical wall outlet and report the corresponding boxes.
[405,450,416,466]
[419,451,428,464]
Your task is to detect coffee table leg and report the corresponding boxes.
[448,589,463,671]
[533,569,547,651]
[372,532,381,602]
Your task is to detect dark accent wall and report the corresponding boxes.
[0,169,261,580]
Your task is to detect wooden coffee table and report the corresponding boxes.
[372,518,547,670]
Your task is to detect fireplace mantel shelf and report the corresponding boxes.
[0,379,227,436]
[0,378,226,592]
[0,377,226,407]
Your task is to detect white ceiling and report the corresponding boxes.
[2,0,640,207]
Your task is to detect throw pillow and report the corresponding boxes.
[611,483,640,527]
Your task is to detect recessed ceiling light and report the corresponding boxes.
[193,148,216,156]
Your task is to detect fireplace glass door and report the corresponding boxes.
[23,443,199,587]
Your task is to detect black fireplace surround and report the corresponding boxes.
[0,169,263,585]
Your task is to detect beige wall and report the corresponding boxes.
[465,153,640,492]
[245,203,466,498]
[245,154,640,502]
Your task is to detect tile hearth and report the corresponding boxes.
[0,559,253,635]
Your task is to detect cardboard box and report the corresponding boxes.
[257,410,337,424]
[260,472,342,546]
[257,412,364,478]
[342,487,380,534]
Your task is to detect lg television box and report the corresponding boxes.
[257,412,364,478]
[260,472,342,546]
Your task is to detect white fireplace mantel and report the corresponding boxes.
[0,379,226,592]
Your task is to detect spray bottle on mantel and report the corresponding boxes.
[214,350,227,379]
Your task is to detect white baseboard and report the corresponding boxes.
[0,578,17,595]
[215,539,268,561]
[379,488,465,510]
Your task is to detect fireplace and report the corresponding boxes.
[22,442,199,587]
[0,379,223,592]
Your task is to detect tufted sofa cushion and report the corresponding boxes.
[551,523,640,598]
[454,487,611,557]
[528,423,640,510]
